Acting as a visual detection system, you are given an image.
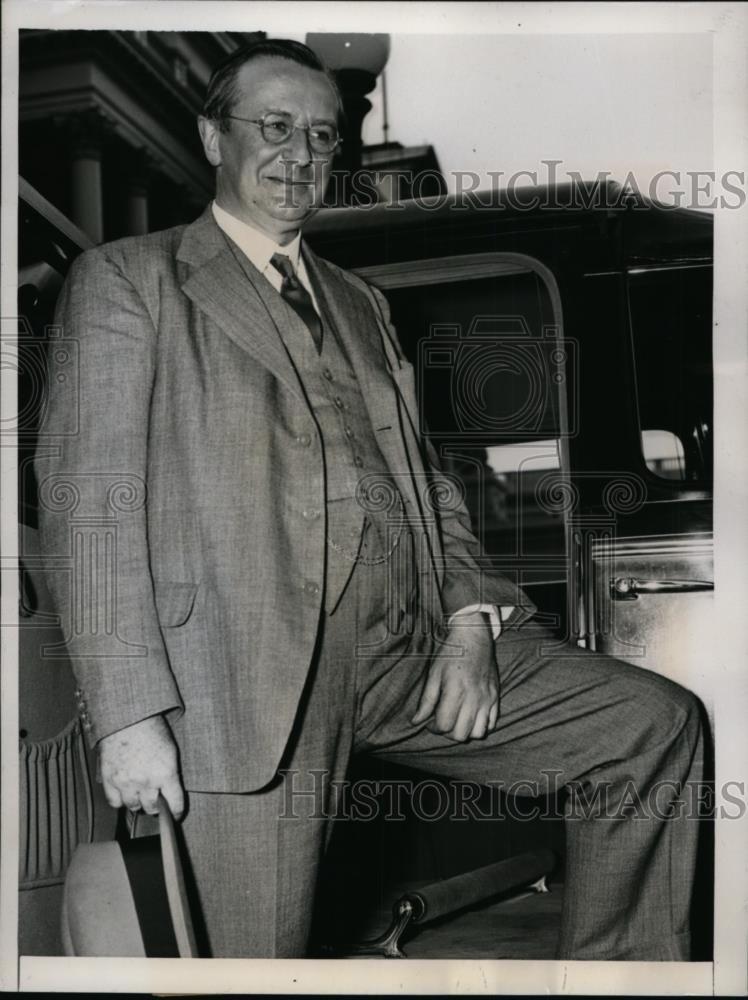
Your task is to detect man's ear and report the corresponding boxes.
[198,116,222,167]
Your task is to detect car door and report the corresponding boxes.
[578,237,714,723]
[356,251,573,639]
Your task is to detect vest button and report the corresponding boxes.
[302,508,321,521]
[334,396,345,409]
[344,425,354,438]
[303,581,320,596]
[296,433,312,447]
[323,368,333,380]
[353,455,364,467]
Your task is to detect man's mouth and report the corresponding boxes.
[267,176,315,187]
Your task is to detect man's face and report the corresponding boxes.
[199,56,339,243]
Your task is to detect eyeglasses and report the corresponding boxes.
[223,113,342,155]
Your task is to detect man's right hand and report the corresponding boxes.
[98,715,185,819]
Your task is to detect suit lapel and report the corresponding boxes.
[177,209,306,402]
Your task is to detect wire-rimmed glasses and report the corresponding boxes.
[223,112,342,155]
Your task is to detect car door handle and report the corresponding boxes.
[610,577,714,600]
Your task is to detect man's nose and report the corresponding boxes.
[280,125,314,167]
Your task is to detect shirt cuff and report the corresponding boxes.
[448,604,514,640]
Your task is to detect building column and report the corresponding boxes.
[65,110,109,244]
[71,154,103,244]
[125,148,152,236]
[126,183,148,236]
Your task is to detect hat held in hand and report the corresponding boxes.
[61,794,198,957]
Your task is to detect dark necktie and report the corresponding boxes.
[270,253,323,353]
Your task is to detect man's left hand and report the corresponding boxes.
[411,612,499,741]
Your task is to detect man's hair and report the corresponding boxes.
[201,38,342,132]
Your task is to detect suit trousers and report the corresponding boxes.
[175,535,704,960]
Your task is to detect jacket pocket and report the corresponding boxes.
[153,581,199,628]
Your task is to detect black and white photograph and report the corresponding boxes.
[2,1,747,994]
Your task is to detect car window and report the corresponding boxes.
[641,428,687,480]
[366,259,569,631]
[627,265,712,485]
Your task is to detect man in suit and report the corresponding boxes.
[37,39,705,959]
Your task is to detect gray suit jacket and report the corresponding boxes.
[35,207,534,792]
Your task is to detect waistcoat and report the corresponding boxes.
[272,264,408,614]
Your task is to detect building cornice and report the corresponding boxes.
[20,30,216,198]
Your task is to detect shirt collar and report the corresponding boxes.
[211,201,302,274]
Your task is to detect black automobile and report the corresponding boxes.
[306,179,714,957]
[308,179,714,708]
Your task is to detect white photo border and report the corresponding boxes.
[2,2,746,994]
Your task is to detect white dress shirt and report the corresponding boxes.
[212,201,319,310]
[211,201,509,640]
